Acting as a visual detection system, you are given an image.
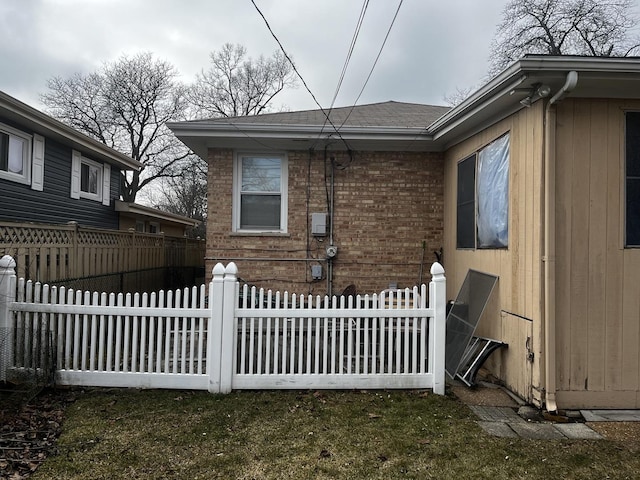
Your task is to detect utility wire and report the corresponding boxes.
[329,0,370,109]
[250,0,351,151]
[339,0,404,129]
[313,0,370,149]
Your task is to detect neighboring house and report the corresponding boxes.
[115,200,201,237]
[0,90,140,228]
[0,90,204,291]
[169,54,640,410]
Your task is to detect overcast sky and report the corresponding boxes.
[2,0,638,115]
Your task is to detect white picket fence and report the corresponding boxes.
[0,255,446,394]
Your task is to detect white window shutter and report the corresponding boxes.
[71,150,81,199]
[31,134,45,191]
[102,163,111,206]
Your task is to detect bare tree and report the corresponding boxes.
[42,52,189,202]
[490,0,640,74]
[152,155,207,238]
[443,85,476,107]
[188,43,297,118]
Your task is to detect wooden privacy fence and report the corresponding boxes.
[0,221,205,285]
[0,256,447,394]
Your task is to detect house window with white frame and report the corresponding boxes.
[81,159,101,198]
[71,150,111,205]
[0,123,32,185]
[234,153,287,232]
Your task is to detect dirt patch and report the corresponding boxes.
[451,384,519,407]
[587,422,640,450]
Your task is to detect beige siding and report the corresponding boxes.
[555,98,640,408]
[443,101,545,403]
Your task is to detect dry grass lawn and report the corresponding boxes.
[31,388,640,479]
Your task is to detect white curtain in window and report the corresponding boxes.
[477,134,509,248]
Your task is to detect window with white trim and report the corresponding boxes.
[71,150,111,205]
[80,158,102,199]
[0,123,32,185]
[233,153,287,232]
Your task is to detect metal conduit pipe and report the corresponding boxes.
[543,71,578,413]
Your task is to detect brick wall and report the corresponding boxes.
[206,148,444,296]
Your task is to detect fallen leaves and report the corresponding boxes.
[0,389,74,480]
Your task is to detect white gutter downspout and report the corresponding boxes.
[543,71,578,413]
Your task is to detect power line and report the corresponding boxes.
[313,0,370,149]
[249,0,351,151]
[329,0,370,110]
[339,0,405,129]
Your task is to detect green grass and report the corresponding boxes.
[34,388,639,479]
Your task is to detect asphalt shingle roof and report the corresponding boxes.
[188,101,451,129]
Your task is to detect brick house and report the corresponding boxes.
[169,101,449,296]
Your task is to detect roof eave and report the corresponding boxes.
[0,91,141,171]
[168,122,436,153]
[115,201,201,227]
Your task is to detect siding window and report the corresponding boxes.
[456,155,476,249]
[71,150,111,205]
[233,153,288,232]
[81,161,101,197]
[456,133,510,249]
[0,123,31,185]
[625,112,640,246]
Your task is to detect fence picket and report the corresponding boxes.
[197,285,205,374]
[4,258,446,394]
[147,292,156,373]
[140,292,148,373]
[107,293,115,371]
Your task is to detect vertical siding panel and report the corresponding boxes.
[605,101,624,391]
[555,100,574,390]
[587,100,608,391]
[524,107,534,320]
[511,112,522,314]
[621,251,640,390]
[570,100,591,391]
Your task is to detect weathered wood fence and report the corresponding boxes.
[0,256,446,394]
[0,221,205,292]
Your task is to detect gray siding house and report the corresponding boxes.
[0,91,140,228]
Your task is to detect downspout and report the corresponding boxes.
[543,71,578,413]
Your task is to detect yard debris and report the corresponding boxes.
[319,449,331,458]
[368,413,382,419]
[0,388,74,480]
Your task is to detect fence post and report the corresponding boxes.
[207,263,226,393]
[430,262,446,395]
[219,262,238,394]
[0,255,17,382]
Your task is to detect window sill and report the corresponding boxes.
[230,231,290,238]
[0,171,30,185]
